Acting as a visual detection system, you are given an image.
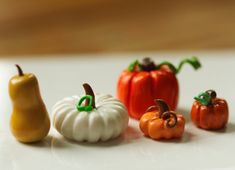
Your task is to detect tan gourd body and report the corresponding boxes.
[9,65,50,143]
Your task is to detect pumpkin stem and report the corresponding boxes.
[128,56,201,73]
[146,99,178,128]
[145,105,159,112]
[194,90,217,106]
[128,58,157,72]
[83,83,96,108]
[156,61,178,73]
[154,99,170,117]
[140,57,157,71]
[206,90,217,99]
[161,111,178,128]
[15,64,24,76]
[176,56,201,74]
[157,56,201,74]
[128,60,140,72]
[77,95,94,112]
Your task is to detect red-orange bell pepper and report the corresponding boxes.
[117,57,201,119]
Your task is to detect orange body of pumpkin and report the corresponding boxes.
[117,57,201,120]
[117,68,178,120]
[139,99,185,140]
[191,98,228,130]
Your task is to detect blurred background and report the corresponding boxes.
[1,0,235,56]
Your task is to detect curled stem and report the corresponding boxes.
[77,95,94,112]
[127,56,201,74]
[146,99,178,128]
[161,111,178,128]
[177,56,201,74]
[76,83,96,112]
[194,89,217,106]
[157,56,201,74]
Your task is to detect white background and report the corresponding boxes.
[1,52,235,170]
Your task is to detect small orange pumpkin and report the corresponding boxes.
[139,99,185,140]
[191,90,228,130]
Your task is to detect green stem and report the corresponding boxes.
[177,56,201,74]
[128,60,140,72]
[194,90,217,106]
[156,61,178,73]
[77,95,94,112]
[157,56,201,74]
[76,83,96,112]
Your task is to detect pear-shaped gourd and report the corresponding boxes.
[9,65,50,143]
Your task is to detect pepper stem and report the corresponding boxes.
[157,56,201,74]
[83,83,96,108]
[15,64,24,76]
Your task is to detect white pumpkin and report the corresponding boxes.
[52,84,129,143]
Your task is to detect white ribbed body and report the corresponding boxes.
[52,94,129,142]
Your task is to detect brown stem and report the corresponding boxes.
[154,99,170,117]
[206,90,217,99]
[83,83,96,108]
[146,99,177,128]
[15,64,24,76]
[161,111,178,128]
[140,57,157,71]
[146,105,159,112]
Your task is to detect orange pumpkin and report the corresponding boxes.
[191,90,228,130]
[139,99,185,140]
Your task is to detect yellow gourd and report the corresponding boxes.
[9,65,50,143]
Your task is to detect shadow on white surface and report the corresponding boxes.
[18,135,54,148]
[51,125,142,148]
[224,123,235,133]
[177,107,191,123]
[201,122,235,134]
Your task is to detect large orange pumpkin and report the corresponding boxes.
[117,57,201,120]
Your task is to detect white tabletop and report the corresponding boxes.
[1,52,235,170]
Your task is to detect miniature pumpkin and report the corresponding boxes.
[117,57,201,119]
[52,83,129,142]
[139,99,185,140]
[191,90,228,130]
